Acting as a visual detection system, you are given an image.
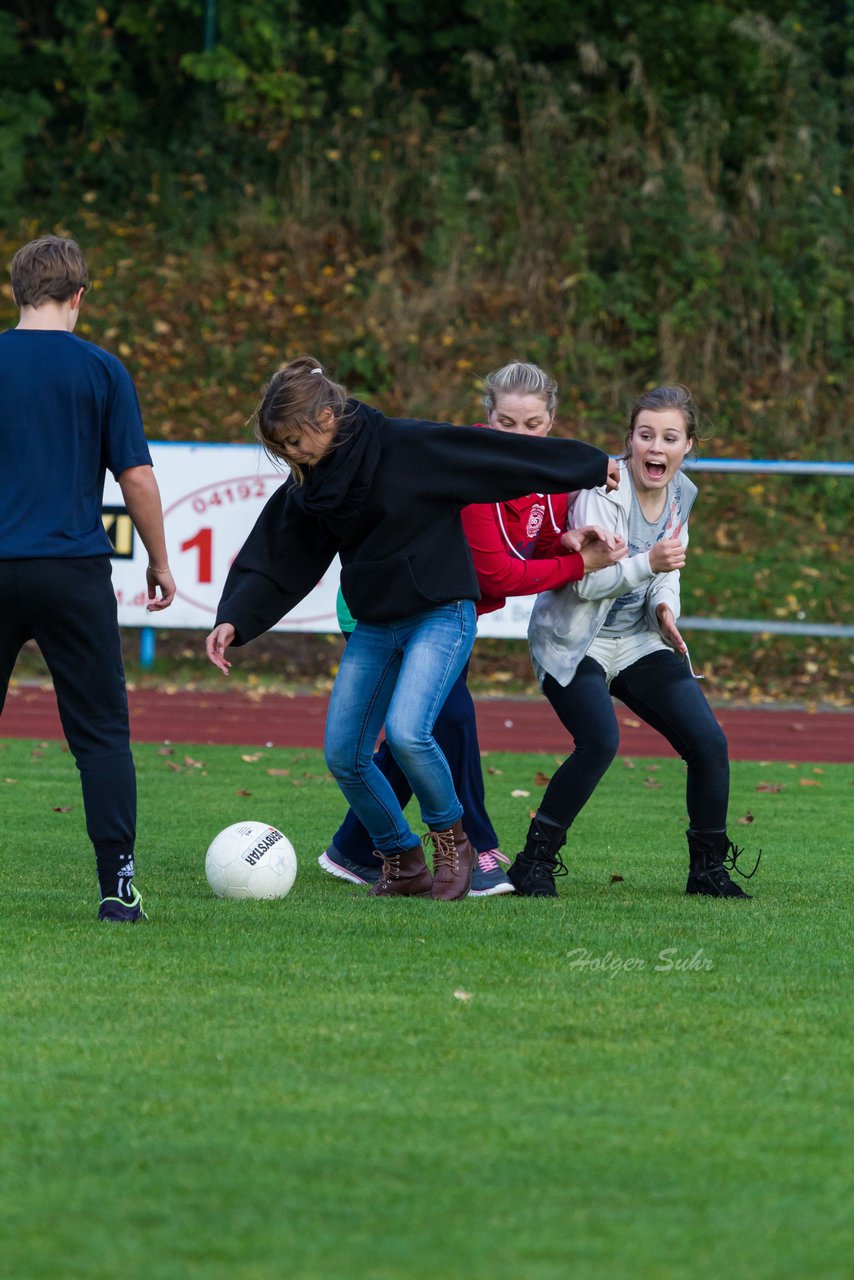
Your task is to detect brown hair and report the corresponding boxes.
[251,356,349,483]
[623,384,699,457]
[10,236,90,307]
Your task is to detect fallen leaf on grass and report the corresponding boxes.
[737,812,755,824]
[4,777,17,784]
[184,756,204,768]
[266,767,290,777]
[755,782,783,793]
[157,746,174,756]
[610,874,625,884]
[166,762,183,772]
[511,789,531,798]
[534,771,551,786]
[52,806,73,813]
[453,989,472,1003]
[643,779,662,789]
[487,766,503,775]
[623,758,636,769]
[236,789,252,797]
[799,778,822,787]
[813,768,825,775]
[241,753,262,762]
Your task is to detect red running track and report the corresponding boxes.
[2,684,851,763]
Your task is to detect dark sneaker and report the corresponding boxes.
[507,850,568,898]
[468,849,514,897]
[685,830,759,899]
[318,844,381,887]
[98,887,147,922]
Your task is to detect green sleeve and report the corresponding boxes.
[336,587,356,634]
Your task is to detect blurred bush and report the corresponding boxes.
[0,1,850,452]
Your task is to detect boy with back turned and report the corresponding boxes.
[0,235,175,921]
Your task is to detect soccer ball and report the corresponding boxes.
[205,821,297,900]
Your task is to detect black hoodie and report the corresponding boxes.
[216,401,609,644]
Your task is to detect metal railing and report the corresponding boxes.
[679,459,852,639]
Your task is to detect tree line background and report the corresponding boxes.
[0,1,850,699]
[1,0,851,455]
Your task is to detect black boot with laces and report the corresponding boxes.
[507,816,569,898]
[685,829,760,899]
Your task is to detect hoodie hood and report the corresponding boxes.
[288,400,383,527]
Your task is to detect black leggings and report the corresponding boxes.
[541,650,729,832]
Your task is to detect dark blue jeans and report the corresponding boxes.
[328,658,500,867]
[540,650,729,831]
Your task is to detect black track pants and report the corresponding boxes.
[0,557,136,868]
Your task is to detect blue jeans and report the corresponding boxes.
[329,659,500,868]
[324,600,478,853]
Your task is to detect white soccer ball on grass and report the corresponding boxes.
[205,821,297,899]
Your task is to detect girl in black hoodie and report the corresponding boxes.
[206,356,617,900]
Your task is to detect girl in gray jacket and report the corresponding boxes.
[513,385,760,900]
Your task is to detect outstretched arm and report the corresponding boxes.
[418,424,613,506]
[117,465,176,611]
[214,482,339,647]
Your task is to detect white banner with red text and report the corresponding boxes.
[104,443,533,639]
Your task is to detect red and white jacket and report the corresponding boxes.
[461,479,585,617]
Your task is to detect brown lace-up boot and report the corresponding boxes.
[424,820,476,901]
[369,843,433,897]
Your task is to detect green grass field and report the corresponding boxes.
[1,738,851,1280]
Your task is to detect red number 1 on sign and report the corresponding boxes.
[181,527,213,583]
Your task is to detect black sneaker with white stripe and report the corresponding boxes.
[318,844,381,887]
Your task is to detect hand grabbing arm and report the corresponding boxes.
[561,525,627,573]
